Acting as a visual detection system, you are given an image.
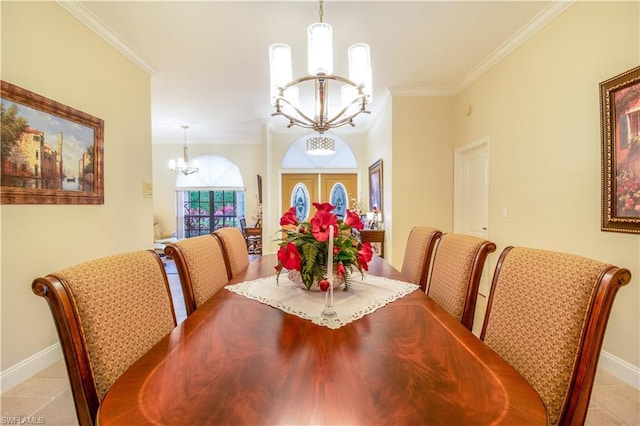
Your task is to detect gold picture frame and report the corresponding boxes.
[368,159,383,212]
[600,66,640,233]
[1,81,104,205]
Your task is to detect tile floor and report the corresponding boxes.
[2,264,638,425]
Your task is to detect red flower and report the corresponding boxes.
[343,209,364,230]
[277,242,302,271]
[275,201,374,289]
[312,202,335,214]
[357,242,374,270]
[311,210,338,242]
[280,207,298,226]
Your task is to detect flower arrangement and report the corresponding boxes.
[275,202,374,290]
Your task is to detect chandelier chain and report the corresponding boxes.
[318,0,323,23]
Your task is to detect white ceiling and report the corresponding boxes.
[61,1,570,145]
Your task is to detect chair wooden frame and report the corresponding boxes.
[213,227,250,280]
[480,246,632,426]
[164,234,228,316]
[400,226,443,292]
[31,250,176,426]
[426,234,496,330]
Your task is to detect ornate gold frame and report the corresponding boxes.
[1,81,104,204]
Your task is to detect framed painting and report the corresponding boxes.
[368,159,383,213]
[1,81,104,204]
[600,65,640,233]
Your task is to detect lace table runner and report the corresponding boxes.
[225,273,419,329]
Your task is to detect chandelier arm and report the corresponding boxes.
[273,97,324,129]
[324,110,371,129]
[273,109,325,132]
[273,75,370,134]
[323,96,368,126]
[282,74,361,90]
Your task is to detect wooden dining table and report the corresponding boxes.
[97,255,547,425]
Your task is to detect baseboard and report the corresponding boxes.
[599,350,640,389]
[1,343,62,393]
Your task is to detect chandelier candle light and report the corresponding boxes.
[169,125,199,176]
[269,0,372,135]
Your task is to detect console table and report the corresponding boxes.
[244,227,262,255]
[359,229,385,258]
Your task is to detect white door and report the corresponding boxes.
[454,138,490,295]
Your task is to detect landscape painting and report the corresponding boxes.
[1,81,104,204]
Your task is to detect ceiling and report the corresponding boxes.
[61,1,568,145]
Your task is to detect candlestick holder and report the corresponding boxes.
[322,282,336,318]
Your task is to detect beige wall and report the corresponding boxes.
[366,96,394,260]
[453,1,639,369]
[388,96,455,267]
[1,3,153,369]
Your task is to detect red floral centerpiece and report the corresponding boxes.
[275,202,374,291]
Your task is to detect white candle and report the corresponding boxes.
[327,225,334,280]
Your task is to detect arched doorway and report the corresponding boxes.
[280,133,360,221]
[174,155,245,238]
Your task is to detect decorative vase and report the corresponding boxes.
[287,269,345,292]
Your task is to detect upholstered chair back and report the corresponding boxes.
[426,233,496,330]
[400,226,442,291]
[214,226,250,279]
[165,234,229,315]
[32,250,177,426]
[480,246,631,426]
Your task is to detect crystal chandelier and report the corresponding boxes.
[169,125,199,176]
[269,0,372,135]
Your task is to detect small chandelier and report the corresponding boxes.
[269,0,372,135]
[306,135,335,155]
[169,125,199,176]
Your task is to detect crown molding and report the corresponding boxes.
[454,0,574,93]
[389,0,574,97]
[56,0,157,75]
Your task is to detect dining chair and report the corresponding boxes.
[480,246,632,426]
[426,233,496,330]
[31,250,177,426]
[164,234,229,315]
[400,226,443,291]
[213,226,250,279]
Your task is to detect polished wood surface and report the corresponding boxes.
[98,255,547,425]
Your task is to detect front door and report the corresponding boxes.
[281,173,358,221]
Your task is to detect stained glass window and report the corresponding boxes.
[330,183,347,219]
[291,183,310,222]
